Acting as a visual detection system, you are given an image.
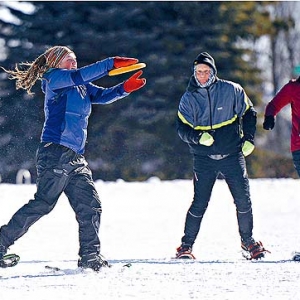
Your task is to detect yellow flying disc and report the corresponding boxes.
[108,63,146,76]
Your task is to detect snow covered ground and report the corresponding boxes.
[1,178,300,300]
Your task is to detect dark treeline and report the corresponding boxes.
[0,1,297,183]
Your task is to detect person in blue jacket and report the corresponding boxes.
[175,52,268,260]
[0,45,146,271]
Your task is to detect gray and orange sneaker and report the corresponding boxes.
[241,239,270,260]
[175,244,196,259]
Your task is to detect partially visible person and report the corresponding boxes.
[0,45,146,271]
[175,51,268,260]
[263,76,300,261]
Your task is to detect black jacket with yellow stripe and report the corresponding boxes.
[177,76,257,156]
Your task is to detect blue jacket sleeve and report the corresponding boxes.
[87,82,129,104]
[242,107,257,143]
[176,116,200,144]
[234,85,257,142]
[43,58,114,90]
[178,92,195,127]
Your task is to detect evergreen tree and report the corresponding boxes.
[0,1,276,182]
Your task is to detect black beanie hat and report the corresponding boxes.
[193,52,217,74]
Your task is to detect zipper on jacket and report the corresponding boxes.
[206,87,213,130]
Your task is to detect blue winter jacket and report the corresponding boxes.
[40,57,129,154]
[177,75,257,156]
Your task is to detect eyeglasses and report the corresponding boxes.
[195,70,210,76]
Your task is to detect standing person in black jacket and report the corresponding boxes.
[175,52,268,260]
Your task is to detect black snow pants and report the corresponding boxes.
[0,142,102,257]
[181,151,253,247]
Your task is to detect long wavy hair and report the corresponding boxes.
[2,46,73,95]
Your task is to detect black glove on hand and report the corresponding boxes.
[263,115,275,130]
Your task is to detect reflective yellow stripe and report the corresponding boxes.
[243,94,250,115]
[178,110,238,130]
[194,115,238,130]
[178,111,193,127]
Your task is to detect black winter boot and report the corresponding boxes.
[78,253,110,271]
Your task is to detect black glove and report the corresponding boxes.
[263,115,275,130]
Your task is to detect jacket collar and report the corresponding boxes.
[187,75,218,92]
